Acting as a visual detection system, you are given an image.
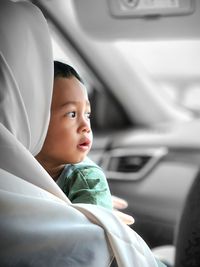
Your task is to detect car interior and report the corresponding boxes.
[3,0,200,266]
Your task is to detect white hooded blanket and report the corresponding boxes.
[0,1,164,266]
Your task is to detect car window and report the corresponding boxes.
[115,40,200,114]
[51,25,199,124]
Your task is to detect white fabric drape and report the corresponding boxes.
[0,1,161,266]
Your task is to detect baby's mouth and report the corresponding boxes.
[78,138,91,151]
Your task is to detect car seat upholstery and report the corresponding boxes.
[175,169,200,267]
[152,169,200,267]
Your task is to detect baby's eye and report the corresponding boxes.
[85,112,91,119]
[66,111,76,118]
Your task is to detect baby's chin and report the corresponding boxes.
[70,155,87,164]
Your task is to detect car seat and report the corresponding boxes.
[152,169,200,267]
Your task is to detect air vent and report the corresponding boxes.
[102,147,167,181]
[108,155,151,173]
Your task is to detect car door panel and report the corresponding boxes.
[90,121,200,247]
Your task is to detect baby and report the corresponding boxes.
[36,61,112,209]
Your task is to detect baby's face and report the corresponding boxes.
[41,76,93,165]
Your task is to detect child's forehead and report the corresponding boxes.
[54,77,87,93]
[52,77,89,106]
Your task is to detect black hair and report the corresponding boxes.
[54,61,83,84]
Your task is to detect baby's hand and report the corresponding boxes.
[112,195,128,210]
[111,195,134,225]
[113,209,135,225]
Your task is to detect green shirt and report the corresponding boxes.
[57,157,113,209]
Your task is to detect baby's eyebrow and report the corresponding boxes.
[60,101,77,107]
[60,100,91,108]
